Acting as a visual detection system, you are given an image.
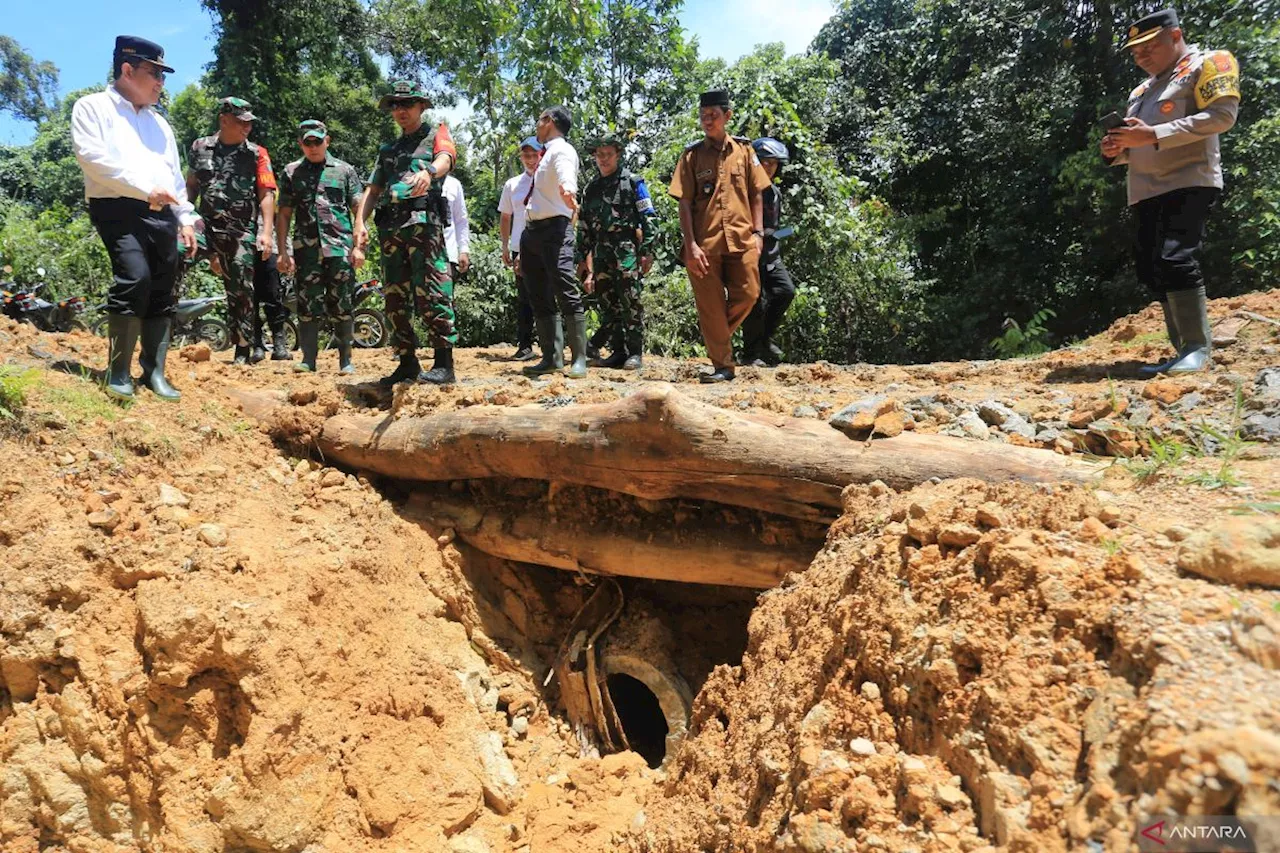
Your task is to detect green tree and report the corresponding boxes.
[0,36,58,124]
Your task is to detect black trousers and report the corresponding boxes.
[520,216,582,317]
[512,250,534,348]
[252,252,290,345]
[742,258,796,353]
[1133,186,1218,299]
[89,197,179,318]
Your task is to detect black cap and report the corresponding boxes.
[699,89,730,109]
[114,35,174,73]
[1124,9,1179,48]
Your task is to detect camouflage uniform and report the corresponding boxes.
[190,134,276,346]
[279,153,363,321]
[368,123,458,355]
[575,167,656,356]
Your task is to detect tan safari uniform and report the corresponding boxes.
[1110,46,1240,205]
[669,135,770,369]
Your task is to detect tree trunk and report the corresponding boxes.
[231,384,1098,523]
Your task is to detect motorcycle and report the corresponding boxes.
[280,275,389,350]
[1,270,92,333]
[91,294,232,350]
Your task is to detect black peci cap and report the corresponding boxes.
[699,89,731,109]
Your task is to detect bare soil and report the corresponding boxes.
[1,290,1277,852]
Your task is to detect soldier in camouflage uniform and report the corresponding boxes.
[277,120,366,374]
[185,96,277,364]
[355,80,459,386]
[575,134,656,371]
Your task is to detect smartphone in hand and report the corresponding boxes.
[1099,112,1126,132]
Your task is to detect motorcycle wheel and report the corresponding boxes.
[352,308,388,349]
[195,319,232,351]
[283,319,299,351]
[68,320,90,334]
[90,316,109,338]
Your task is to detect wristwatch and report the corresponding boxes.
[752,229,764,237]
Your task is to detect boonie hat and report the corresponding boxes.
[379,79,432,110]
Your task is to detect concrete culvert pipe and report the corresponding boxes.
[601,652,693,769]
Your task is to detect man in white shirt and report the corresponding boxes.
[72,35,196,402]
[520,105,588,378]
[497,136,542,361]
[442,174,470,280]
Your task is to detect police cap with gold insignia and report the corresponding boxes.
[699,89,731,109]
[218,96,257,121]
[378,79,433,110]
[114,35,175,74]
[1123,9,1179,48]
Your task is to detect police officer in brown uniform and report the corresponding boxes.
[1102,9,1240,376]
[669,89,770,383]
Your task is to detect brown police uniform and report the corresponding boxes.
[669,135,770,369]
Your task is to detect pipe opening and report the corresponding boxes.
[607,672,669,769]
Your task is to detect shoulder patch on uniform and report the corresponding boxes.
[1129,79,1150,101]
[732,135,750,144]
[631,176,655,214]
[1195,49,1240,109]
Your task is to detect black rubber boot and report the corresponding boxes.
[622,354,643,371]
[1139,299,1183,378]
[271,327,292,361]
[565,314,589,379]
[419,347,456,384]
[336,318,355,375]
[138,317,181,401]
[523,315,564,376]
[379,352,421,386]
[700,366,735,384]
[233,345,250,365]
[104,314,140,401]
[597,332,628,368]
[1165,286,1212,375]
[294,320,320,373]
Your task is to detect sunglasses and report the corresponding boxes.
[301,138,325,147]
[136,63,166,83]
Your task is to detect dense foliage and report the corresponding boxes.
[0,0,1276,363]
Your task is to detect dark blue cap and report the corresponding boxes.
[114,35,174,73]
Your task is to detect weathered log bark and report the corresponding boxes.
[232,384,1098,522]
[405,493,819,589]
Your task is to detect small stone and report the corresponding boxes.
[58,452,76,466]
[437,528,456,546]
[288,388,318,405]
[1098,506,1123,526]
[1177,518,1280,588]
[197,523,228,547]
[975,502,1006,528]
[849,738,876,756]
[868,480,890,497]
[1164,524,1193,542]
[1142,380,1190,405]
[158,484,190,506]
[860,681,882,701]
[294,459,312,475]
[830,396,895,436]
[873,409,905,438]
[948,411,990,440]
[1079,517,1110,542]
[512,716,529,738]
[792,405,818,418]
[939,523,982,548]
[87,509,121,532]
[320,469,345,488]
[180,342,211,362]
[935,784,968,809]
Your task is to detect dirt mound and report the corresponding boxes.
[632,479,1280,852]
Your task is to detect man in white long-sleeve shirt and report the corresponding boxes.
[521,105,587,378]
[1101,8,1239,376]
[498,136,543,361]
[71,36,196,402]
[442,174,471,281]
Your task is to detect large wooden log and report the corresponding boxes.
[232,384,1098,522]
[405,493,819,589]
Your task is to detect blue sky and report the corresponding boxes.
[0,0,835,144]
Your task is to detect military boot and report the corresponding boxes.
[565,313,589,379]
[294,320,320,373]
[233,345,251,365]
[137,317,181,401]
[1164,286,1212,375]
[419,347,456,384]
[271,325,292,360]
[103,314,141,401]
[523,315,564,377]
[595,332,628,369]
[336,318,356,375]
[379,352,421,386]
[1138,299,1182,377]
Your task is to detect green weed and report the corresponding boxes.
[41,379,123,426]
[1124,433,1190,483]
[990,308,1056,358]
[0,365,38,421]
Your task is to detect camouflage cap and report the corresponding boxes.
[298,119,327,140]
[378,79,432,110]
[218,96,256,121]
[588,132,626,153]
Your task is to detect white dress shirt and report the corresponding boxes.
[497,171,534,252]
[442,174,470,263]
[70,86,195,226]
[526,136,578,221]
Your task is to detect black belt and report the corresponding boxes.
[526,215,569,229]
